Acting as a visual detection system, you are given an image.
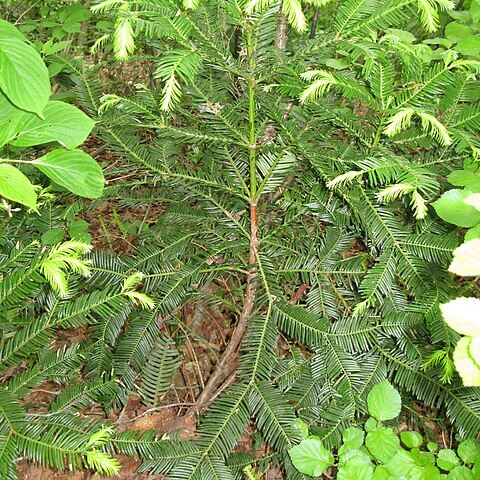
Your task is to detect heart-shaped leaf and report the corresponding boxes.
[367,380,402,421]
[288,436,334,477]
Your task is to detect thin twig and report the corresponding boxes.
[189,201,259,414]
[115,403,195,424]
[310,8,319,39]
[208,371,238,405]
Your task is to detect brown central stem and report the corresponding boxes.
[188,200,259,414]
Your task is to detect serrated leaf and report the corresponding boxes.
[447,465,476,480]
[457,440,480,464]
[342,427,365,449]
[384,450,415,476]
[288,436,334,477]
[365,428,400,463]
[367,380,402,421]
[428,442,438,452]
[337,454,374,480]
[456,36,480,58]
[0,163,37,209]
[437,449,459,471]
[400,431,423,449]
[32,149,104,198]
[364,417,377,432]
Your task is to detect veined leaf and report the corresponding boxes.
[8,101,95,149]
[0,163,37,210]
[32,149,104,198]
[288,436,334,477]
[0,34,50,116]
[367,380,401,421]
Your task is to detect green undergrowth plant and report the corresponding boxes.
[288,380,480,479]
[432,170,480,386]
[0,19,104,215]
[50,0,480,477]
[0,18,154,479]
[2,0,480,478]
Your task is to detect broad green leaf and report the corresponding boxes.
[473,454,480,478]
[367,380,402,421]
[428,442,438,452]
[424,465,442,480]
[32,149,104,198]
[457,440,479,464]
[448,240,480,276]
[41,40,71,56]
[58,4,92,24]
[465,224,480,242]
[69,229,92,243]
[409,465,428,480]
[0,89,19,124]
[448,171,480,191]
[0,35,50,116]
[342,427,365,449]
[447,466,475,480]
[437,449,460,471]
[410,448,436,467]
[372,465,390,479]
[401,431,423,449]
[292,418,309,439]
[445,22,472,42]
[68,220,92,243]
[325,58,350,70]
[384,450,415,476]
[385,28,416,43]
[288,436,334,477]
[453,336,480,387]
[340,448,371,465]
[0,163,37,209]
[337,454,374,480]
[440,298,480,336]
[365,427,400,463]
[364,417,378,432]
[0,92,23,147]
[0,19,28,41]
[432,190,480,227]
[9,101,95,149]
[472,0,480,22]
[456,36,480,58]
[41,228,66,245]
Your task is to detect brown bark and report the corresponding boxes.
[188,201,259,414]
[274,11,288,49]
